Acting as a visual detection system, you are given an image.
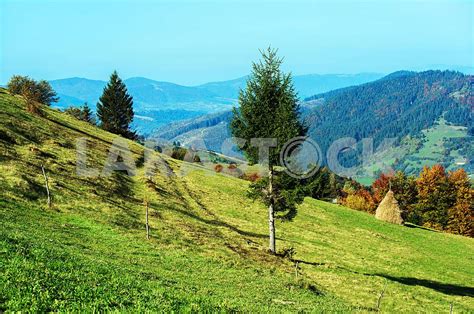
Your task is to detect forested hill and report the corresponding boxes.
[305,70,473,174]
[305,70,472,141]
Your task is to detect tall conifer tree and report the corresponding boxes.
[97,71,135,139]
[231,48,306,253]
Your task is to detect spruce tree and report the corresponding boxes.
[81,103,95,124]
[97,71,135,139]
[230,48,306,253]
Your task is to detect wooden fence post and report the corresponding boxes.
[145,200,150,240]
[376,281,387,311]
[41,164,51,208]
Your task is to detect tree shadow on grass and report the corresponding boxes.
[371,274,474,297]
[285,258,474,298]
[164,203,270,240]
[290,259,326,267]
[404,223,438,232]
[46,115,114,147]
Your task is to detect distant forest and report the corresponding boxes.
[304,70,473,170]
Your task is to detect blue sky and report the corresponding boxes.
[1,0,472,85]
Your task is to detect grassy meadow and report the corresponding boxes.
[1,89,473,312]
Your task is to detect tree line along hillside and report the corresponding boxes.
[340,165,473,237]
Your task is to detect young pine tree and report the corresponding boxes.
[97,71,135,139]
[65,103,95,124]
[230,48,306,253]
[80,103,94,124]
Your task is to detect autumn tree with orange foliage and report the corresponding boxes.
[372,172,394,204]
[372,171,418,220]
[341,180,376,213]
[414,165,457,230]
[447,169,473,237]
[344,164,472,237]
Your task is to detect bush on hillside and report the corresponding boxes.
[0,129,16,144]
[168,145,201,163]
[214,164,223,173]
[240,172,261,182]
[64,103,96,124]
[301,167,344,200]
[343,192,376,213]
[7,75,58,106]
[170,146,188,161]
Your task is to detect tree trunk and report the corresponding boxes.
[268,167,276,253]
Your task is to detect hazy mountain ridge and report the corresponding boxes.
[50,73,385,111]
[50,77,234,111]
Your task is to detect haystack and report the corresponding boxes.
[375,190,404,225]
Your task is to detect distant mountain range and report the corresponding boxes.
[151,70,473,182]
[48,69,473,182]
[49,73,384,133]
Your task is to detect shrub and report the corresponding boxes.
[7,75,58,106]
[344,194,374,212]
[64,103,95,124]
[0,130,16,144]
[171,147,187,161]
[214,164,223,173]
[241,172,261,182]
[301,167,342,200]
[278,247,296,260]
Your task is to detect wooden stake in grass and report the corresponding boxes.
[294,261,299,279]
[376,281,388,311]
[144,199,150,240]
[41,164,51,208]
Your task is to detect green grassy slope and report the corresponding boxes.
[1,89,473,312]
